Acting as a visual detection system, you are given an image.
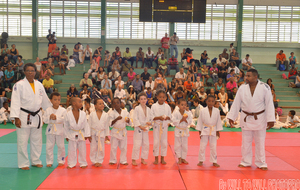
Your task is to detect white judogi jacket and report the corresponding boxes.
[151,102,172,128]
[172,110,193,137]
[196,107,223,136]
[88,111,110,138]
[109,109,131,140]
[11,78,52,128]
[64,109,90,141]
[0,107,10,120]
[43,106,66,136]
[227,80,275,130]
[285,115,300,126]
[132,105,152,130]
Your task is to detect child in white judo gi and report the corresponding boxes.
[0,101,11,125]
[151,90,172,165]
[88,98,110,167]
[172,99,193,164]
[43,92,66,167]
[196,95,223,167]
[132,92,152,166]
[109,97,131,165]
[273,110,284,129]
[283,110,300,129]
[64,97,91,169]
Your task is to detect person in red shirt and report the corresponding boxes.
[276,50,288,71]
[183,77,194,98]
[167,55,179,76]
[161,33,170,59]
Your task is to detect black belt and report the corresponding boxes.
[20,108,41,129]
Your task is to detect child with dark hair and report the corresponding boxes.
[43,92,66,167]
[283,110,300,129]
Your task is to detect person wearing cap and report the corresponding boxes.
[136,47,145,68]
[170,32,179,58]
[123,47,134,66]
[242,54,254,71]
[182,48,201,67]
[276,50,289,71]
[161,33,170,59]
[81,44,93,64]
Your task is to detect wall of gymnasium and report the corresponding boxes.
[6,0,300,63]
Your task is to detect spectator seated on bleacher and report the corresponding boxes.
[61,44,69,55]
[227,61,240,75]
[242,54,254,70]
[175,68,186,83]
[122,47,134,67]
[51,46,60,63]
[289,71,300,88]
[1,55,9,69]
[1,44,9,61]
[79,73,93,94]
[158,54,168,76]
[141,67,150,85]
[58,52,68,75]
[46,58,55,76]
[289,52,297,66]
[218,62,228,82]
[228,87,237,108]
[126,67,136,88]
[154,48,164,69]
[93,46,103,66]
[276,50,289,71]
[81,44,93,64]
[4,64,14,92]
[226,77,237,93]
[136,47,145,68]
[132,74,144,95]
[100,73,113,100]
[200,50,210,65]
[126,85,136,110]
[210,63,219,84]
[87,59,98,81]
[200,65,209,86]
[145,76,155,91]
[0,83,7,107]
[66,84,78,107]
[221,48,229,60]
[16,55,24,79]
[8,44,19,64]
[108,68,120,83]
[111,59,121,73]
[39,65,49,83]
[114,84,126,104]
[188,60,198,80]
[287,64,298,80]
[145,47,154,68]
[182,48,200,68]
[267,78,275,90]
[167,55,179,76]
[42,73,54,94]
[154,72,167,92]
[185,70,195,82]
[229,49,241,68]
[80,84,91,100]
[217,54,228,68]
[120,60,131,78]
[114,75,125,89]
[114,46,122,65]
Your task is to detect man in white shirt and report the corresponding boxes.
[108,69,120,82]
[145,76,155,91]
[217,54,228,67]
[242,54,254,71]
[114,84,126,104]
[82,44,93,63]
[145,47,154,68]
[175,68,186,83]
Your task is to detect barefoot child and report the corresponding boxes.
[43,92,66,167]
[0,101,11,125]
[88,99,110,167]
[132,92,152,166]
[109,97,131,165]
[64,97,91,169]
[196,95,223,167]
[172,99,193,164]
[151,90,172,165]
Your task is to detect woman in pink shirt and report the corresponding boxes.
[127,67,136,88]
[226,77,237,93]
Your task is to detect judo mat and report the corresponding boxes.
[1,124,300,190]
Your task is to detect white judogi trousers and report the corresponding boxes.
[153,123,168,157]
[90,135,105,164]
[109,136,127,164]
[16,127,42,168]
[67,139,87,168]
[198,135,217,163]
[46,134,65,165]
[132,129,149,160]
[174,136,188,159]
[241,129,267,168]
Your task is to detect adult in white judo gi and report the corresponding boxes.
[11,63,52,170]
[227,69,275,170]
[132,93,152,166]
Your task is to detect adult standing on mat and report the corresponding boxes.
[227,69,275,171]
[11,63,52,170]
[170,32,179,59]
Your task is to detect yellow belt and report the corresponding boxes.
[91,127,105,153]
[49,123,57,134]
[71,129,85,140]
[203,123,215,136]
[175,126,189,137]
[115,126,126,137]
